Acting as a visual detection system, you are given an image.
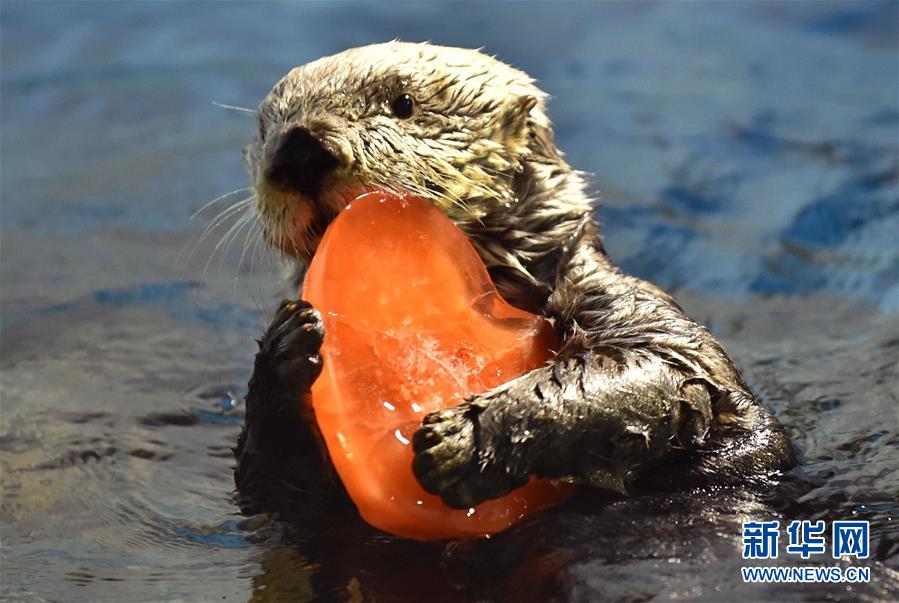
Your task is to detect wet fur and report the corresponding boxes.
[234,42,794,516]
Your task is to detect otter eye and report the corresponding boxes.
[391,94,415,119]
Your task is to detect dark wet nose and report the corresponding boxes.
[265,126,340,199]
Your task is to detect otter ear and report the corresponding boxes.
[517,95,538,115]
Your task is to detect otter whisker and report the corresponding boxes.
[195,196,254,244]
[204,208,255,277]
[178,195,255,274]
[185,197,254,263]
[230,220,273,326]
[190,186,253,219]
[204,210,251,274]
[275,216,298,300]
[249,223,267,281]
[212,101,256,115]
[232,220,273,315]
[219,210,257,271]
[236,218,265,280]
[290,213,310,260]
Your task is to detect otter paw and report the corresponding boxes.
[412,403,525,509]
[257,299,325,391]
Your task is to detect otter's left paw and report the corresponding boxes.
[412,403,526,509]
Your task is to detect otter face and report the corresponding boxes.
[245,41,549,262]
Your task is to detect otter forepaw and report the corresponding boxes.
[256,299,325,392]
[412,402,526,509]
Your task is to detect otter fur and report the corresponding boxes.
[233,42,794,515]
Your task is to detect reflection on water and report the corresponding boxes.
[1,1,897,601]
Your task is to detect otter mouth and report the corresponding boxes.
[260,123,353,261]
[265,179,369,262]
[303,199,339,258]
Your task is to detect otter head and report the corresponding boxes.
[244,41,560,263]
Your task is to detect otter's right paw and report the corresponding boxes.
[256,299,325,392]
[412,402,528,509]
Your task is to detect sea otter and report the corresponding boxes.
[232,42,794,515]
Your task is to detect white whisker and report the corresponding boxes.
[236,219,261,280]
[219,212,256,272]
[181,196,255,269]
[212,101,256,115]
[190,187,253,219]
[204,210,254,277]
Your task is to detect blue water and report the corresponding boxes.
[1,2,897,601]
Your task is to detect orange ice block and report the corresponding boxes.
[303,190,571,540]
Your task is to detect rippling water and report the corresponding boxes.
[2,2,897,601]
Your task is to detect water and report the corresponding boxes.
[1,1,897,600]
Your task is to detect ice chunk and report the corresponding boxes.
[304,190,572,540]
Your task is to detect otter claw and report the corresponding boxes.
[412,403,524,509]
[258,299,325,391]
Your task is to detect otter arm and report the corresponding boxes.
[233,301,338,514]
[413,224,792,509]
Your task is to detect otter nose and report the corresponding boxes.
[265,126,340,199]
